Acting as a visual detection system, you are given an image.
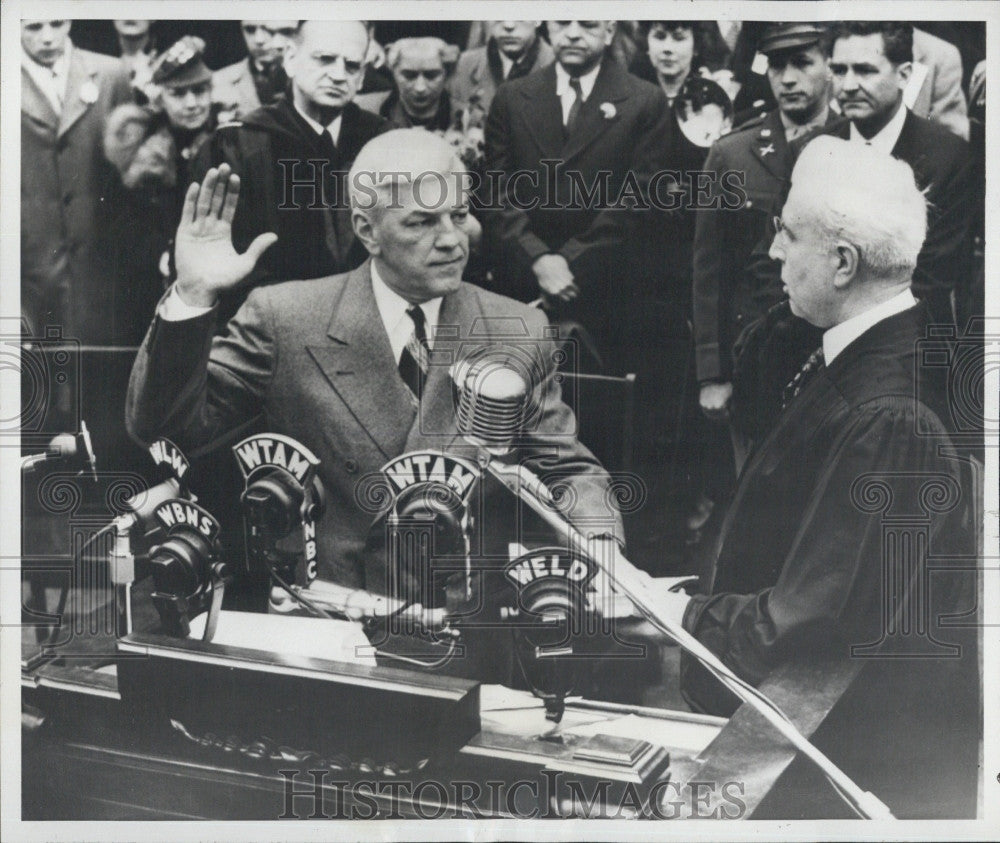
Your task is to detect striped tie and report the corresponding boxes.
[398,305,429,400]
[782,346,825,409]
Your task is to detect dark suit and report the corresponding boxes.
[21,47,133,343]
[818,109,974,324]
[126,260,622,594]
[450,37,556,120]
[680,303,978,817]
[192,98,389,324]
[485,60,672,371]
[692,109,841,386]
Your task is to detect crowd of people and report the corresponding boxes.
[20,18,986,563]
[21,21,984,812]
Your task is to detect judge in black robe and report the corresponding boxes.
[662,137,978,818]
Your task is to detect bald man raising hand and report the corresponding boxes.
[127,131,624,677]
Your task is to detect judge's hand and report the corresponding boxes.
[533,253,579,302]
[174,164,278,308]
[699,381,733,421]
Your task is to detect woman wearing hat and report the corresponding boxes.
[103,36,221,344]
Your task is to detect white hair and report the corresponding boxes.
[385,37,459,72]
[790,135,928,281]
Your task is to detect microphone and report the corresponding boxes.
[504,548,596,722]
[451,352,895,819]
[21,421,98,480]
[453,353,537,455]
[233,433,325,588]
[388,481,467,610]
[147,499,228,639]
[107,439,196,637]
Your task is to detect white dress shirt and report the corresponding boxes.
[371,261,442,363]
[823,288,917,365]
[22,42,71,115]
[849,101,908,154]
[292,100,343,147]
[160,261,443,364]
[554,60,602,124]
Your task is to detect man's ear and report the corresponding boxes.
[352,208,380,256]
[282,43,297,76]
[604,21,618,47]
[832,241,859,289]
[895,60,913,91]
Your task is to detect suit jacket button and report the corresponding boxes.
[345,459,358,473]
[745,199,753,209]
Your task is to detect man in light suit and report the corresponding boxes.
[127,130,623,612]
[450,21,554,122]
[21,19,133,344]
[212,20,299,121]
[909,26,969,141]
[485,20,672,374]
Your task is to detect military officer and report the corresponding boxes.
[691,23,842,466]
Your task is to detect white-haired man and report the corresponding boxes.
[127,130,624,681]
[654,138,976,816]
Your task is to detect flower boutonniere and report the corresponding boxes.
[599,101,617,120]
[79,80,99,105]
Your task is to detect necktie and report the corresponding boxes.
[317,127,337,164]
[781,346,825,409]
[565,77,583,136]
[398,306,430,400]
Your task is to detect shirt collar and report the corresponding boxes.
[370,261,443,361]
[555,59,601,101]
[292,99,343,144]
[823,288,917,364]
[849,101,908,153]
[780,101,830,142]
[498,51,515,79]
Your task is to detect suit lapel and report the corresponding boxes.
[306,262,416,458]
[59,50,97,137]
[560,60,632,165]
[517,65,565,158]
[21,68,59,131]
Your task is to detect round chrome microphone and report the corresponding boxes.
[452,353,535,454]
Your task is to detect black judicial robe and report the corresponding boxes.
[679,304,979,816]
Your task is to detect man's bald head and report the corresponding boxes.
[349,129,473,303]
[349,129,466,215]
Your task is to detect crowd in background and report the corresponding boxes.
[20,18,986,571]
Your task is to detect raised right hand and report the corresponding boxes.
[174,164,278,308]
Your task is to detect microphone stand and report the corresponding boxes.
[476,452,895,820]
